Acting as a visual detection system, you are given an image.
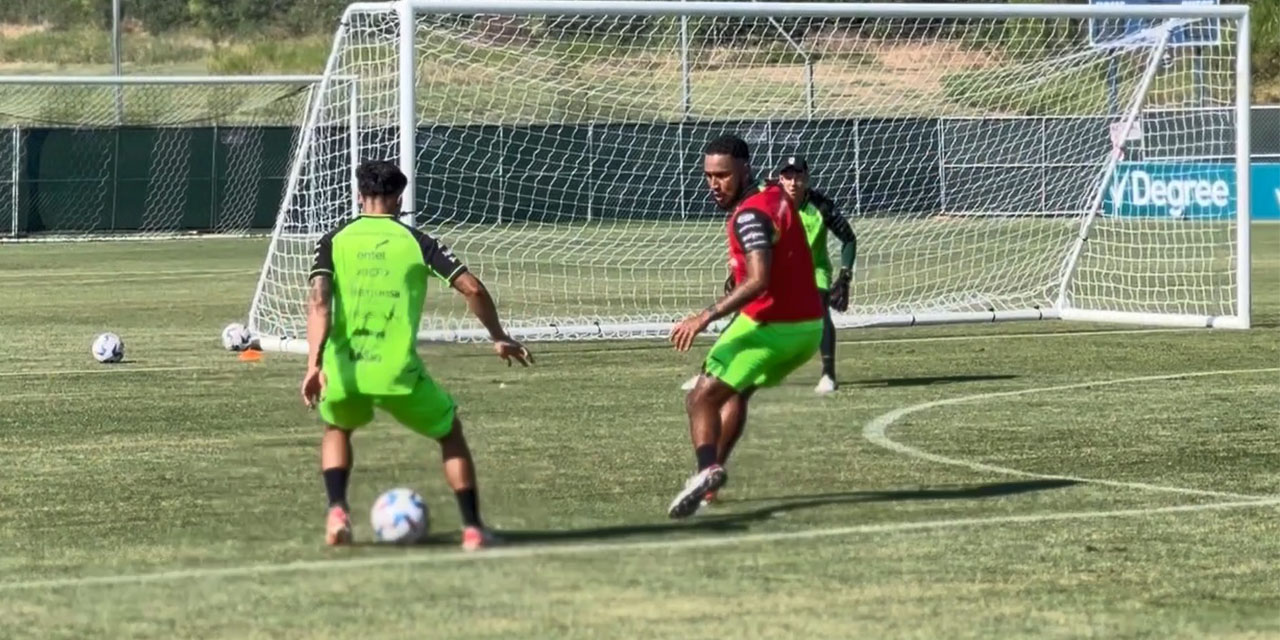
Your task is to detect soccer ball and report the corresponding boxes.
[370,488,428,544]
[221,322,252,352]
[91,332,124,363]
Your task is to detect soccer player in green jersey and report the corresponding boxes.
[302,160,532,550]
[666,135,824,518]
[776,156,857,394]
[679,157,858,395]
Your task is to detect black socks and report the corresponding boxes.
[695,444,718,471]
[821,308,837,379]
[455,488,482,528]
[322,467,350,509]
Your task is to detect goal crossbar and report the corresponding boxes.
[0,75,337,86]
[392,0,1247,19]
[245,1,1252,351]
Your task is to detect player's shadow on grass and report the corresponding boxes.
[476,478,1077,547]
[849,373,1019,387]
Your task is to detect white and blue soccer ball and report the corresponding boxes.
[91,332,124,363]
[221,322,253,352]
[371,488,429,544]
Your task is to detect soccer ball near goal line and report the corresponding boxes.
[221,323,253,352]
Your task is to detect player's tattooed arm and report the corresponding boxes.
[671,210,773,352]
[302,232,336,408]
[705,209,773,320]
[451,272,533,367]
[306,275,332,368]
[302,274,332,408]
[705,249,771,322]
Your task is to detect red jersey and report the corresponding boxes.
[726,183,822,323]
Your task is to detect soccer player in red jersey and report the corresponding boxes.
[666,134,824,518]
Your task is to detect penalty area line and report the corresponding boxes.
[1,498,1277,592]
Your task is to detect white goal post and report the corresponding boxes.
[0,75,340,241]
[249,0,1251,352]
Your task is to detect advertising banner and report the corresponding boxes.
[1105,162,1280,221]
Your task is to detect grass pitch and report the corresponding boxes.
[0,227,1277,639]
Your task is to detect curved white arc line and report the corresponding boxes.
[864,367,1280,501]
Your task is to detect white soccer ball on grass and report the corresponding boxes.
[221,322,253,351]
[92,332,124,363]
[371,488,429,544]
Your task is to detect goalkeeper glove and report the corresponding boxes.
[828,268,851,312]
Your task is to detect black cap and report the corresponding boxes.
[777,155,809,174]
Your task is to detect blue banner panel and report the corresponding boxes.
[1106,162,1235,219]
[1106,162,1280,221]
[1251,163,1280,221]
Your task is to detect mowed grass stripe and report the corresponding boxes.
[2,497,1277,593]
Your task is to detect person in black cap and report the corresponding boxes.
[776,155,857,394]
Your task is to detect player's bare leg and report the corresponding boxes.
[668,377,733,518]
[320,425,354,545]
[702,387,755,506]
[436,418,492,550]
[716,387,755,465]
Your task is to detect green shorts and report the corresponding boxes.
[318,372,456,439]
[704,315,822,391]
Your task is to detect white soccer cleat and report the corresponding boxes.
[681,374,700,391]
[815,375,837,395]
[667,465,727,519]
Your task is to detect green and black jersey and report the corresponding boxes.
[796,189,856,291]
[308,214,466,396]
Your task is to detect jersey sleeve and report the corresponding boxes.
[811,190,856,244]
[412,229,468,283]
[308,231,335,281]
[732,209,775,252]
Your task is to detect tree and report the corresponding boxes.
[188,0,291,46]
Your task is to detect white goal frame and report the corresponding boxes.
[0,74,338,242]
[253,1,1252,353]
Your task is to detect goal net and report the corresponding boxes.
[249,1,1250,349]
[0,77,321,240]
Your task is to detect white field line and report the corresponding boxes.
[838,326,1189,347]
[1,498,1277,592]
[0,268,258,280]
[42,274,257,287]
[0,327,1195,380]
[864,367,1280,501]
[0,365,211,379]
[1,274,260,289]
[2,369,1276,591]
[1,362,1273,589]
